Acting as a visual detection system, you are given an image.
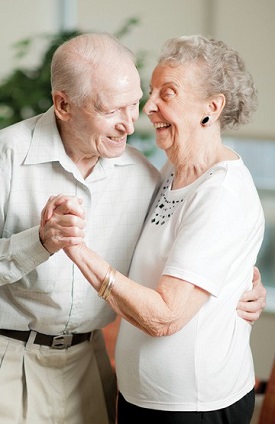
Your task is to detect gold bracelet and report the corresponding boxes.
[102,268,116,300]
[98,267,116,300]
[98,267,111,297]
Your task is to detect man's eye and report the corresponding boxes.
[105,110,117,115]
[131,102,139,109]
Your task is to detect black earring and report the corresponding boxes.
[201,116,209,125]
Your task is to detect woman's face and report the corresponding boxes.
[144,63,206,159]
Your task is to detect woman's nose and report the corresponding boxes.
[143,97,158,116]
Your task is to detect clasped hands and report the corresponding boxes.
[39,194,266,321]
[39,194,86,255]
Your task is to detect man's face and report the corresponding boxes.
[67,59,143,160]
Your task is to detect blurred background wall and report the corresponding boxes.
[0,0,274,381]
[1,0,274,138]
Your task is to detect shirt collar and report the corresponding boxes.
[24,106,64,165]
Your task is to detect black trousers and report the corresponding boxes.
[117,389,255,424]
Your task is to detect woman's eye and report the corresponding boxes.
[162,88,176,99]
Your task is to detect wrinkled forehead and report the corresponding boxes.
[150,62,203,90]
[93,61,143,110]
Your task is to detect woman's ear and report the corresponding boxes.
[52,91,71,121]
[208,93,226,122]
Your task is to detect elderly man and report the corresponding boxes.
[0,33,159,424]
[0,33,265,424]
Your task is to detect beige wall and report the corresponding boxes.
[213,0,275,139]
[251,311,275,380]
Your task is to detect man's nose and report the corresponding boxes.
[116,111,136,135]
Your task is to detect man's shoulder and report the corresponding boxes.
[0,114,42,148]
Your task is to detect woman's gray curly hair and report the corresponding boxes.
[158,35,258,130]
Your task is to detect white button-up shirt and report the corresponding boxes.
[0,107,160,334]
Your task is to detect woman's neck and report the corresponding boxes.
[171,144,238,190]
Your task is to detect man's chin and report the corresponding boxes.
[105,142,127,158]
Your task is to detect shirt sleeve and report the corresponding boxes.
[0,226,50,285]
[162,184,254,296]
[0,143,51,285]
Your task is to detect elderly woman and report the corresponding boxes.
[42,35,265,424]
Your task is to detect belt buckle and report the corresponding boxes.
[51,334,73,349]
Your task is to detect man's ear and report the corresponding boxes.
[52,91,71,121]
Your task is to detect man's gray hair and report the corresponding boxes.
[51,33,136,106]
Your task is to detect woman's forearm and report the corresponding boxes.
[64,243,201,336]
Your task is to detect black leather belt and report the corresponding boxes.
[0,329,92,349]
